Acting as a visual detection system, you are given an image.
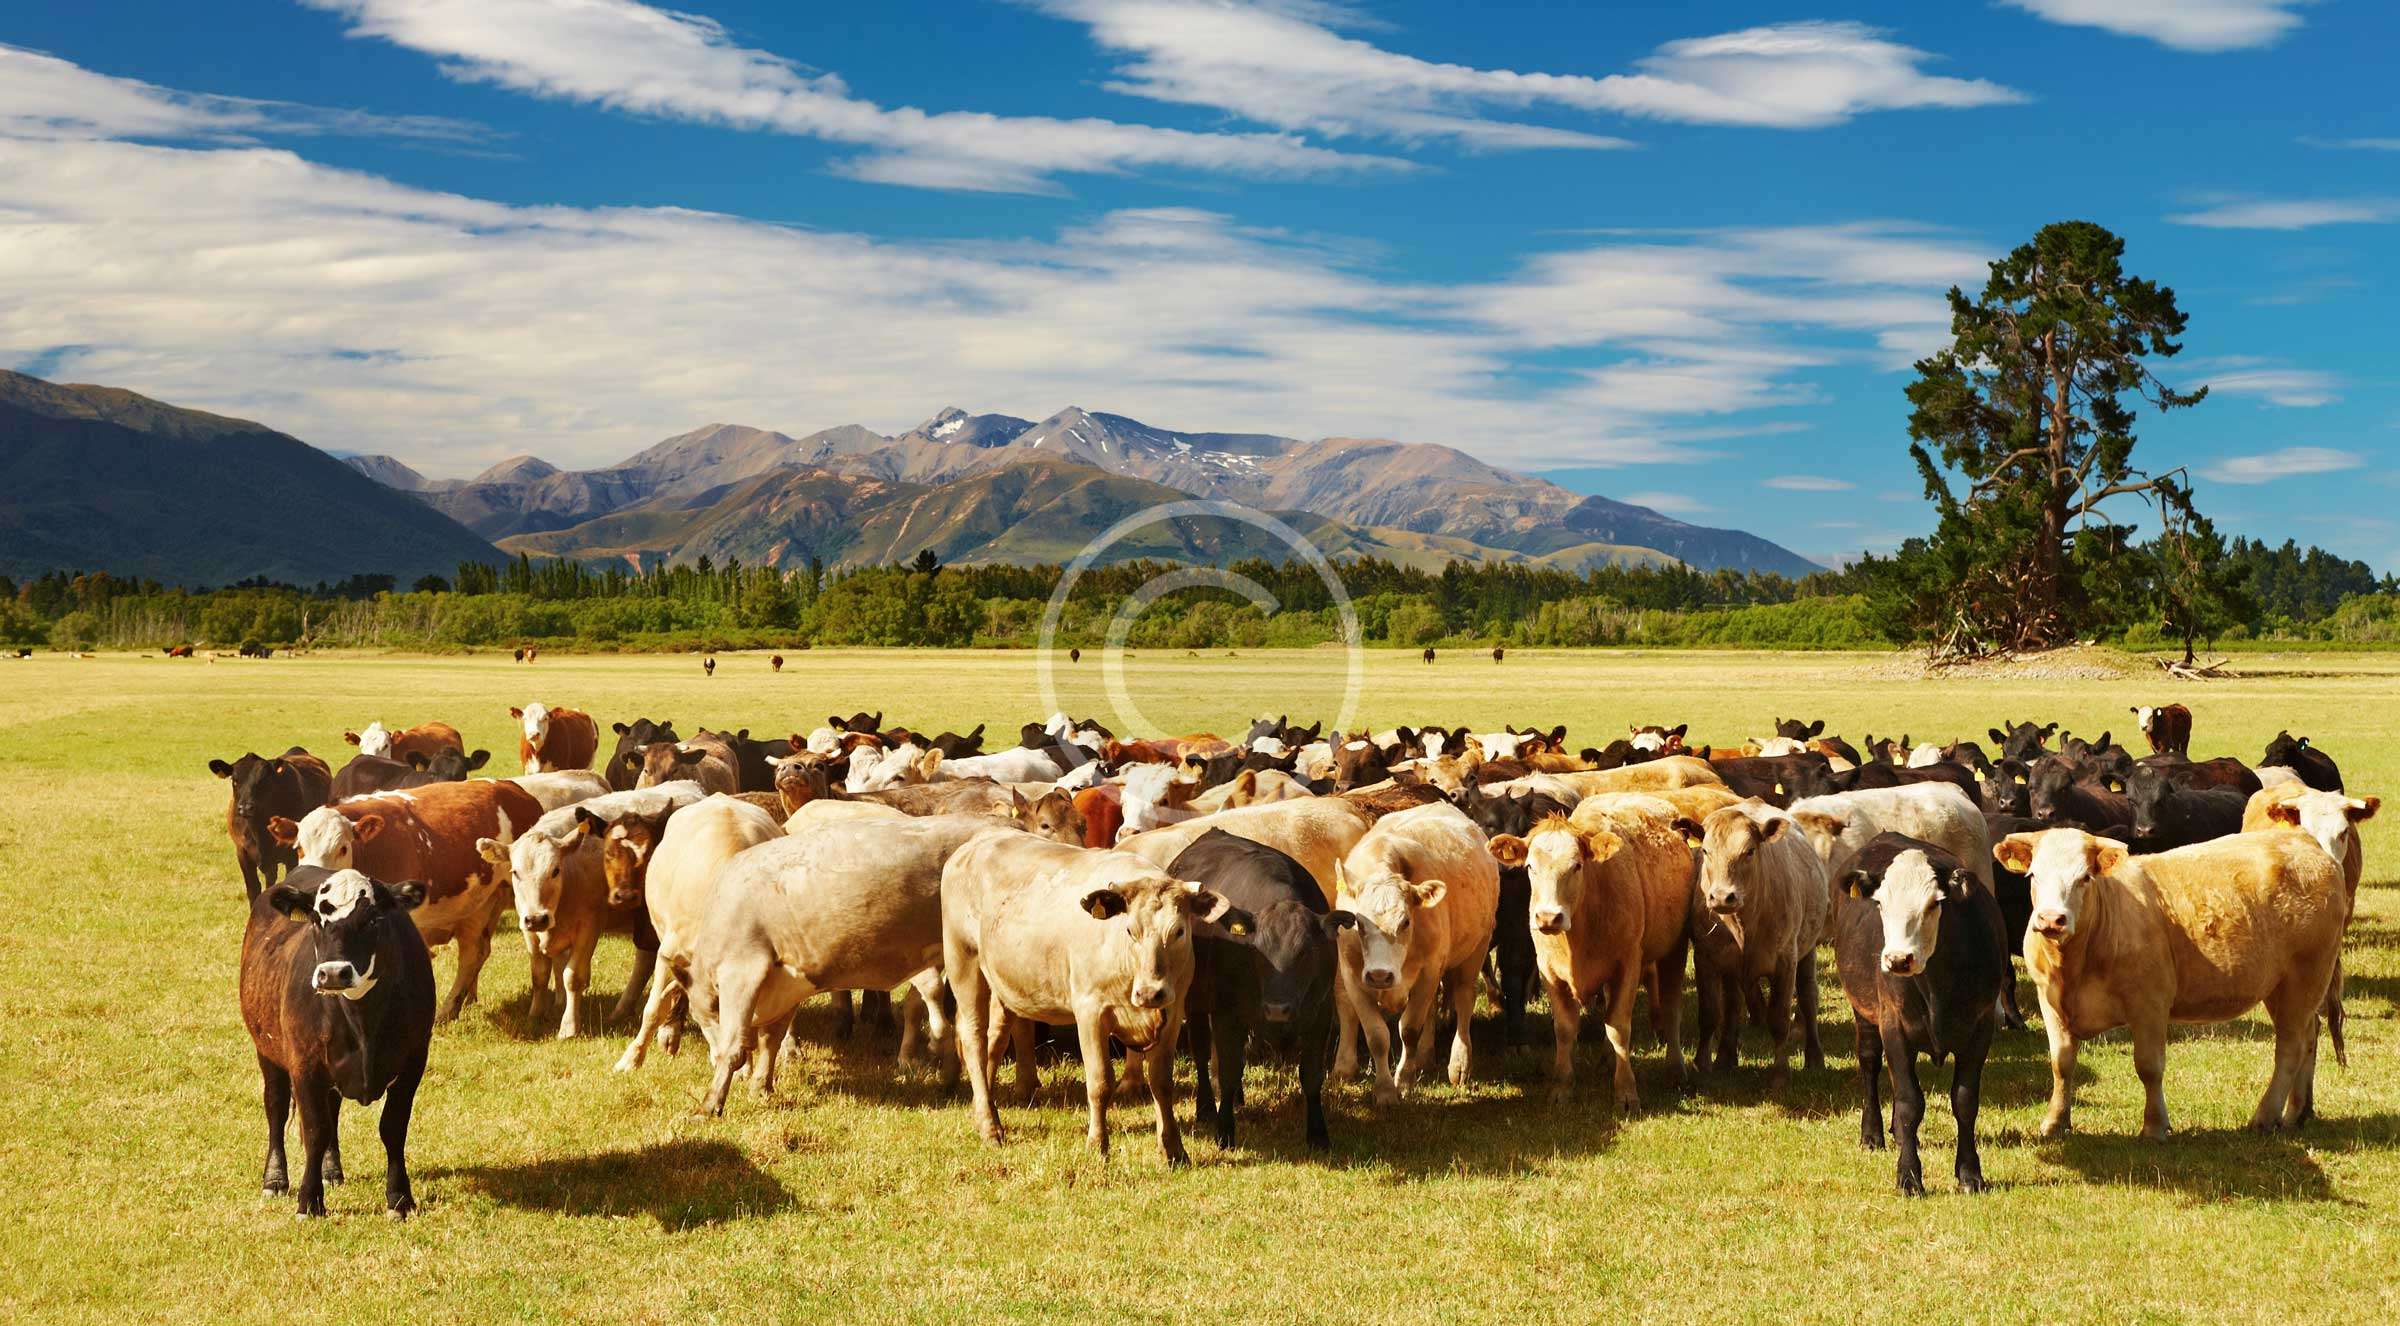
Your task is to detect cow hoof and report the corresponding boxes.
[323,1161,344,1186]
[261,1180,288,1197]
[1958,1172,1986,1195]
[387,1199,416,1221]
[2037,1117,2069,1140]
[1613,1094,1640,1115]
[1372,1085,1400,1109]
[1897,1176,1925,1198]
[1548,1084,1573,1106]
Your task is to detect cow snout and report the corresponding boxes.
[1260,1000,1294,1024]
[520,909,552,933]
[1881,951,1917,975]
[1532,908,1568,935]
[1362,967,1397,990]
[2032,910,2070,939]
[1709,889,1743,915]
[1130,979,1169,1010]
[311,961,358,993]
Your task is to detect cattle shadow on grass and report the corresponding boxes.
[2044,1127,2345,1203]
[435,1139,793,1228]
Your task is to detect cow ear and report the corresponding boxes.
[476,836,509,864]
[574,806,608,837]
[353,814,386,843]
[916,748,943,779]
[2103,777,2123,794]
[509,707,524,719]
[1988,728,2005,745]
[1322,909,1358,937]
[2351,796,2382,823]
[1410,878,1449,909]
[2267,801,2303,827]
[2091,839,2131,874]
[268,816,300,846]
[209,758,234,778]
[2041,723,2058,737]
[612,722,630,735]
[406,750,432,770]
[1841,869,1871,901]
[1672,817,1705,848]
[464,749,490,771]
[1808,720,1824,737]
[1182,884,1252,937]
[1669,725,1688,740]
[1080,888,1128,921]
[1758,815,1790,843]
[344,731,363,747]
[265,884,314,922]
[1487,834,1529,867]
[1993,834,2036,874]
[377,879,429,911]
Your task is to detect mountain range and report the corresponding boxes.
[343,404,1822,577]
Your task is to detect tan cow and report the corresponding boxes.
[1330,801,1499,1103]
[1787,783,1992,896]
[504,769,610,813]
[1995,828,2347,1137]
[1575,784,1742,828]
[1691,801,1829,1086]
[685,814,1003,1113]
[940,830,1248,1164]
[784,800,907,832]
[611,795,785,1074]
[1487,797,1694,1108]
[1545,756,1725,799]
[1198,767,1314,812]
[636,733,740,795]
[2244,784,2379,1066]
[1118,796,1374,900]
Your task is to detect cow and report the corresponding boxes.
[2125,762,2248,849]
[1989,721,2057,764]
[269,778,543,1023]
[1997,828,2346,1137]
[328,748,490,801]
[504,769,610,813]
[1460,788,1574,1046]
[1116,763,1203,839]
[240,641,273,659]
[511,703,598,774]
[1119,797,1375,902]
[2246,784,2380,1070]
[1542,756,1722,800]
[770,654,784,673]
[1332,736,1393,792]
[942,829,1249,1164]
[930,745,1067,785]
[347,721,464,768]
[1979,758,2032,818]
[241,867,435,1218]
[772,751,838,815]
[481,782,704,1037]
[703,656,715,677]
[1422,647,1435,665]
[1492,645,1505,664]
[1167,830,1340,1151]
[612,795,788,1076]
[165,643,194,658]
[2131,704,2193,758]
[1706,754,1827,807]
[1830,835,2005,1195]
[1689,801,1828,1086]
[1628,724,1688,755]
[209,748,332,897]
[2262,731,2342,792]
[1328,802,1499,1104]
[606,718,679,791]
[637,733,742,795]
[928,724,988,759]
[1486,797,1693,1109]
[1785,783,1992,893]
[2027,754,2132,834]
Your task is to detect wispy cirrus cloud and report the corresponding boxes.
[0,42,488,145]
[2002,0,2308,53]
[1620,492,1717,516]
[1037,3,2022,144]
[1764,474,1855,492]
[2201,447,2364,485]
[2167,197,2400,229]
[299,0,1404,193]
[2196,359,2342,407]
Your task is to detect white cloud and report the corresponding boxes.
[300,0,1402,192]
[2304,137,2400,152]
[2168,198,2400,229]
[0,42,487,145]
[1620,492,1716,517]
[1039,4,2020,143]
[2201,447,2364,485]
[2202,365,2341,408]
[1764,474,1855,492]
[2002,0,2307,52]
[0,54,1995,478]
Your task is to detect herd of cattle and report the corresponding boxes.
[216,698,2376,1216]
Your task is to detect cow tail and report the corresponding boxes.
[2326,956,2348,1070]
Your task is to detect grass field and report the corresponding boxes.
[6,647,2399,1325]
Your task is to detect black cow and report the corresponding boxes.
[834,711,885,734]
[1774,717,1828,742]
[1802,760,1979,801]
[929,724,987,759]
[1331,735,1391,792]
[1988,720,2057,764]
[706,728,792,794]
[2125,763,2249,848]
[2263,731,2342,792]
[209,748,333,898]
[2026,754,2132,834]
[240,867,435,1217]
[1422,647,1435,664]
[606,718,679,791]
[1711,754,1830,807]
[327,748,490,801]
[1168,830,1340,1151]
[239,641,273,659]
[1832,834,2004,1195]
[702,656,715,677]
[1459,788,1574,1047]
[1979,758,2031,818]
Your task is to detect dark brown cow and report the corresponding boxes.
[269,779,544,1022]
[512,702,599,774]
[770,654,784,673]
[606,718,678,791]
[241,866,435,1218]
[209,748,332,898]
[346,721,466,768]
[2132,704,2193,759]
[327,748,491,801]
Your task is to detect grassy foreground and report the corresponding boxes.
[5,647,2398,1325]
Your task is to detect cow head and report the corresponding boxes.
[1078,874,1247,1046]
[1486,815,1623,937]
[608,718,676,789]
[414,747,490,780]
[2025,756,2082,824]
[1981,758,2032,817]
[482,817,589,934]
[1246,899,1343,1027]
[2124,762,2176,838]
[1774,718,1827,741]
[1988,720,2057,764]
[345,721,394,758]
[2264,792,2380,875]
[1784,807,1852,868]
[264,869,426,1000]
[271,805,386,869]
[1331,860,1446,1004]
[211,751,301,840]
[1842,847,1965,977]
[1994,829,2127,941]
[1023,788,1085,844]
[601,811,670,909]
[512,702,552,754]
[1694,807,1796,917]
[773,752,835,815]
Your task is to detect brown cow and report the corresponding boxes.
[511,702,599,774]
[271,778,544,1022]
[2131,704,2193,759]
[343,720,464,768]
[1997,828,2347,1137]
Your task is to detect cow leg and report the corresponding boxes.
[832,990,857,1040]
[258,1056,291,1195]
[1952,1023,1992,1194]
[1543,976,1582,1101]
[292,1073,332,1218]
[1393,977,1441,1092]
[862,990,897,1037]
[1299,1010,1332,1152]
[1649,948,1687,1090]
[1143,1020,1188,1168]
[1888,1028,1927,1197]
[1353,984,1399,1107]
[1330,969,1362,1082]
[239,852,262,901]
[701,955,768,1116]
[524,939,555,1029]
[2036,988,2080,1138]
[754,1008,798,1098]
[1602,965,1642,1112]
[380,1056,423,1219]
[1797,950,1825,1073]
[1994,968,2028,1032]
[1075,1013,1114,1158]
[320,1084,344,1185]
[2255,976,2321,1132]
[438,922,494,1023]
[558,933,600,1039]
[1212,1015,1248,1151]
[949,957,1004,1145]
[1009,1015,1041,1107]
[1188,1002,1219,1135]
[614,956,679,1073]
[1763,961,1796,1090]
[2131,1015,2171,1139]
[609,946,657,1026]
[1854,1017,1886,1150]
[1444,963,1478,1089]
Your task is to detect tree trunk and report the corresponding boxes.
[2031,327,2073,649]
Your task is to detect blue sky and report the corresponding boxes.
[1,0,2393,568]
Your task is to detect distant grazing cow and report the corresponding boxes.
[271,778,543,1023]
[1070,647,1081,664]
[328,747,490,801]
[1330,802,1498,1103]
[606,718,678,791]
[2131,704,2193,758]
[209,748,332,897]
[1422,647,1435,664]
[1492,646,1505,664]
[1691,802,1828,1086]
[165,644,194,658]
[242,867,435,1218]
[703,656,715,677]
[239,641,273,659]
[2125,762,2248,849]
[1486,797,1694,1109]
[1831,835,2004,1195]
[2262,731,2342,792]
[1169,830,1339,1151]
[770,654,784,673]
[1998,828,2346,1137]
[512,702,598,774]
